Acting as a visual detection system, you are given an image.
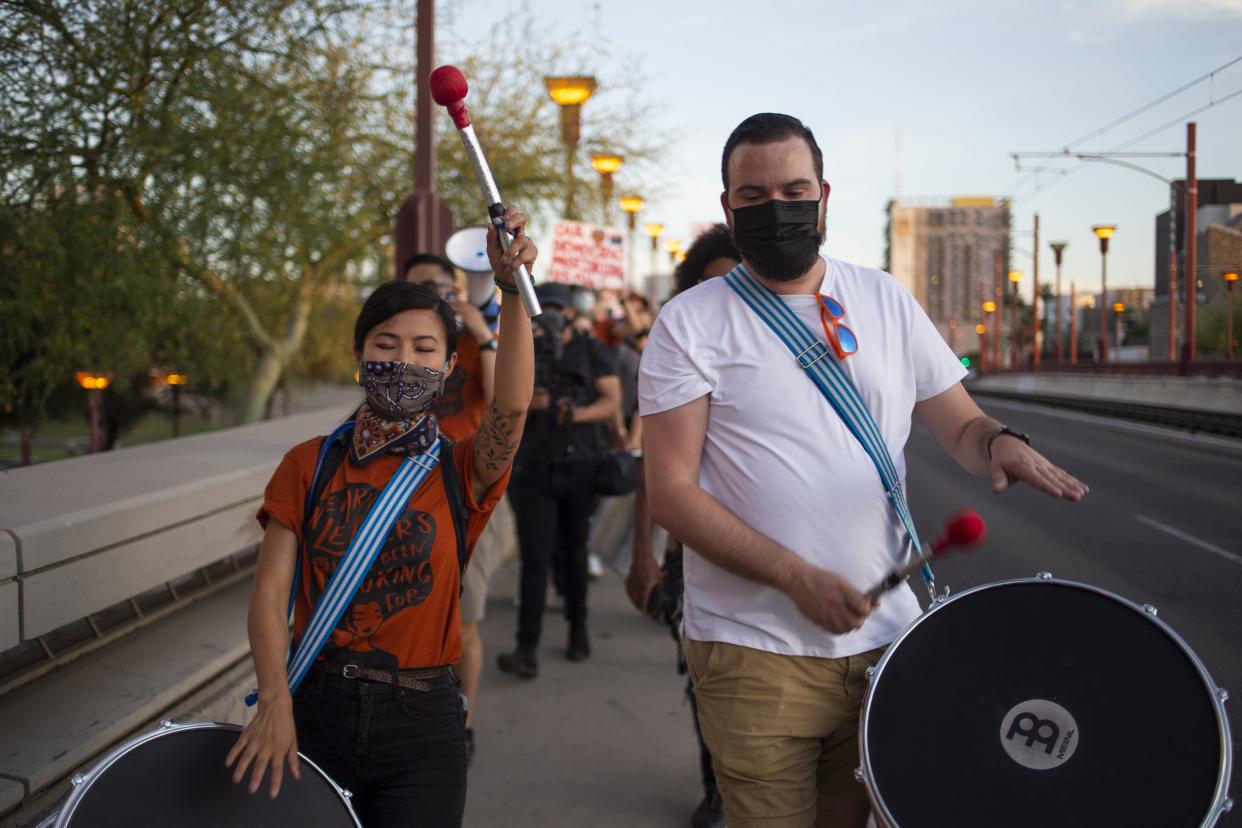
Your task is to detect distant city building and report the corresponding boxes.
[885,196,1011,353]
[1151,179,1242,358]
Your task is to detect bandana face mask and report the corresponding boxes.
[359,360,446,422]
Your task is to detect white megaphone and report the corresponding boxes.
[444,226,496,307]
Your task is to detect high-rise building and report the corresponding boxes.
[885,196,1011,353]
[1150,179,1242,358]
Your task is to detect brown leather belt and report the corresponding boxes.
[317,662,453,691]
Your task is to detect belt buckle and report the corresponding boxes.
[342,663,360,679]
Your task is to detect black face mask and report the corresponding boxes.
[729,197,823,282]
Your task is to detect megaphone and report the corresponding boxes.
[444,226,496,307]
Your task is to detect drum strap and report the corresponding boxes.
[724,263,934,590]
[245,432,442,705]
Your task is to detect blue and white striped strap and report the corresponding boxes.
[284,442,441,697]
[724,264,933,587]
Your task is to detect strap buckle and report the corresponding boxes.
[795,340,829,369]
[342,663,360,679]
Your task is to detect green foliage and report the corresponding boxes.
[0,0,662,435]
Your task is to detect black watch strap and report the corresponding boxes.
[987,425,1031,460]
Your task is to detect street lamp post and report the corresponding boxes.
[74,372,112,453]
[1049,242,1068,363]
[544,76,597,220]
[166,373,188,437]
[644,222,665,298]
[1092,224,1117,363]
[591,153,624,224]
[664,238,683,268]
[1008,270,1022,367]
[1226,271,1239,361]
[982,301,997,371]
[975,323,988,373]
[1069,281,1079,365]
[619,194,644,288]
[1112,303,1125,364]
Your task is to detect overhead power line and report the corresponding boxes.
[1001,54,1242,198]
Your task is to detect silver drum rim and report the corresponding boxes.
[54,720,362,828]
[858,575,1233,828]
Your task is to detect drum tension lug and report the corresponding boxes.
[1036,571,1053,580]
[160,719,174,729]
[70,773,85,787]
[1217,687,1230,704]
[853,767,865,783]
[1142,604,1158,617]
[1221,797,1234,813]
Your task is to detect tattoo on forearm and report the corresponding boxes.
[476,402,522,473]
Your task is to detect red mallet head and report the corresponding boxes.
[429,65,470,129]
[943,510,987,549]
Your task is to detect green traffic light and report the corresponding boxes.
[960,356,971,368]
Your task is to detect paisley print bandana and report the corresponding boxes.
[350,403,440,466]
[359,360,446,420]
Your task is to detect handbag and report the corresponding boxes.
[593,446,637,496]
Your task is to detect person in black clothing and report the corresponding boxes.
[497,282,620,678]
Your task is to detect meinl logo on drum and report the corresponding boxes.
[999,699,1079,770]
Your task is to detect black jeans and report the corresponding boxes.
[509,460,597,647]
[293,668,467,828]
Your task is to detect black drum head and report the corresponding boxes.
[61,725,358,827]
[863,581,1227,828]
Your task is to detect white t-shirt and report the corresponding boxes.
[638,255,967,659]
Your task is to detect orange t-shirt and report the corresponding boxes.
[257,433,510,670]
[437,332,487,440]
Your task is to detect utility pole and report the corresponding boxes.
[1032,213,1041,368]
[1182,121,1198,366]
[993,248,1003,371]
[393,0,456,279]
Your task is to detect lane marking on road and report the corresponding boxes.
[976,397,1242,457]
[1135,515,1242,567]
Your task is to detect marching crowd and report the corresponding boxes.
[228,113,1086,828]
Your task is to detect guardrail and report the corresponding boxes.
[981,361,1242,379]
[969,387,1242,437]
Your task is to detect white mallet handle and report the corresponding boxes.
[456,124,541,317]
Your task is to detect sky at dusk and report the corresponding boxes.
[440,0,1242,296]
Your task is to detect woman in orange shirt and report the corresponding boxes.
[226,209,536,827]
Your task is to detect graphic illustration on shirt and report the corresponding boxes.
[437,362,469,419]
[305,481,438,667]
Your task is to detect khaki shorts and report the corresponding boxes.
[459,496,515,624]
[683,637,884,828]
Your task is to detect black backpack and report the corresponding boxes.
[299,431,470,593]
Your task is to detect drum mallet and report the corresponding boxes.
[866,510,986,601]
[429,65,541,318]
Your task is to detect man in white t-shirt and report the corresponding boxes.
[638,113,1088,828]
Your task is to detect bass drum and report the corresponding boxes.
[858,575,1233,828]
[52,720,361,827]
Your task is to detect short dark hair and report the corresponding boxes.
[673,224,739,296]
[721,113,823,191]
[354,281,458,357]
[402,253,456,280]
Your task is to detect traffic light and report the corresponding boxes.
[960,356,971,368]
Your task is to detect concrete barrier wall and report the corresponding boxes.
[0,402,357,652]
[968,372,1242,415]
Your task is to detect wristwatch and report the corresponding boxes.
[987,425,1031,459]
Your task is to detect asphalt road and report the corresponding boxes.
[465,399,1241,827]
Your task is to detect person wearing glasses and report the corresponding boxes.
[638,113,1088,828]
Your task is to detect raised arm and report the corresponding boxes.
[643,397,873,634]
[913,382,1088,500]
[472,206,535,501]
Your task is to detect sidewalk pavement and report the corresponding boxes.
[464,560,705,827]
